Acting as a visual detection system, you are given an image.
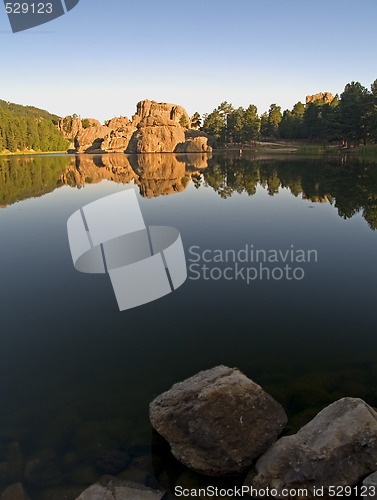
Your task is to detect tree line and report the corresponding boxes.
[199,79,377,148]
[0,100,69,153]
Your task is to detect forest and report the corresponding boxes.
[0,100,69,153]
[200,80,377,148]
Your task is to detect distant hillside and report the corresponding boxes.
[0,99,69,153]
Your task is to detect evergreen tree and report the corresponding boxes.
[191,112,201,129]
[243,105,260,142]
[338,82,370,147]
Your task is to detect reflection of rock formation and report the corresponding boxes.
[302,194,330,203]
[129,154,188,197]
[63,100,212,154]
[62,153,211,198]
[61,155,137,187]
[0,152,210,207]
[177,152,212,171]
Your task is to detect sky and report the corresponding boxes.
[1,0,377,123]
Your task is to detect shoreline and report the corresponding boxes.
[1,143,377,158]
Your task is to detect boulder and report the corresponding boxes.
[1,483,30,500]
[24,458,62,487]
[175,130,212,153]
[134,100,190,127]
[126,123,185,153]
[175,136,212,153]
[105,117,131,130]
[75,125,112,153]
[95,450,129,475]
[149,366,287,476]
[363,471,377,498]
[244,397,377,498]
[75,480,164,500]
[100,126,136,153]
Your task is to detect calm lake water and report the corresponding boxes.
[1,152,377,498]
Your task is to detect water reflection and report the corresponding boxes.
[1,152,377,229]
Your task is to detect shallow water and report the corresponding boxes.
[1,152,377,497]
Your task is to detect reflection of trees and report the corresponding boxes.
[0,156,73,207]
[2,153,377,229]
[202,153,377,229]
[203,158,260,198]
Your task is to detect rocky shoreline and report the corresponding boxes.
[1,366,377,499]
[148,366,377,498]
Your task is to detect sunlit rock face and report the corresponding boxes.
[305,92,334,105]
[68,100,211,154]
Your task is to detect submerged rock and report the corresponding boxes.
[244,397,377,497]
[75,479,164,499]
[95,450,129,475]
[149,365,287,476]
[24,458,62,487]
[0,483,30,500]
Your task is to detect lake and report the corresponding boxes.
[1,152,377,498]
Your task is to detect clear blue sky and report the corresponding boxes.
[1,0,376,122]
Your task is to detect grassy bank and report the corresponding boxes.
[0,150,69,157]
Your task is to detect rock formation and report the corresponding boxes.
[149,366,287,476]
[75,479,164,500]
[68,100,211,154]
[133,100,190,127]
[306,92,334,105]
[175,130,212,153]
[74,125,112,153]
[244,397,377,497]
[57,116,101,142]
[126,116,186,153]
[100,125,137,153]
